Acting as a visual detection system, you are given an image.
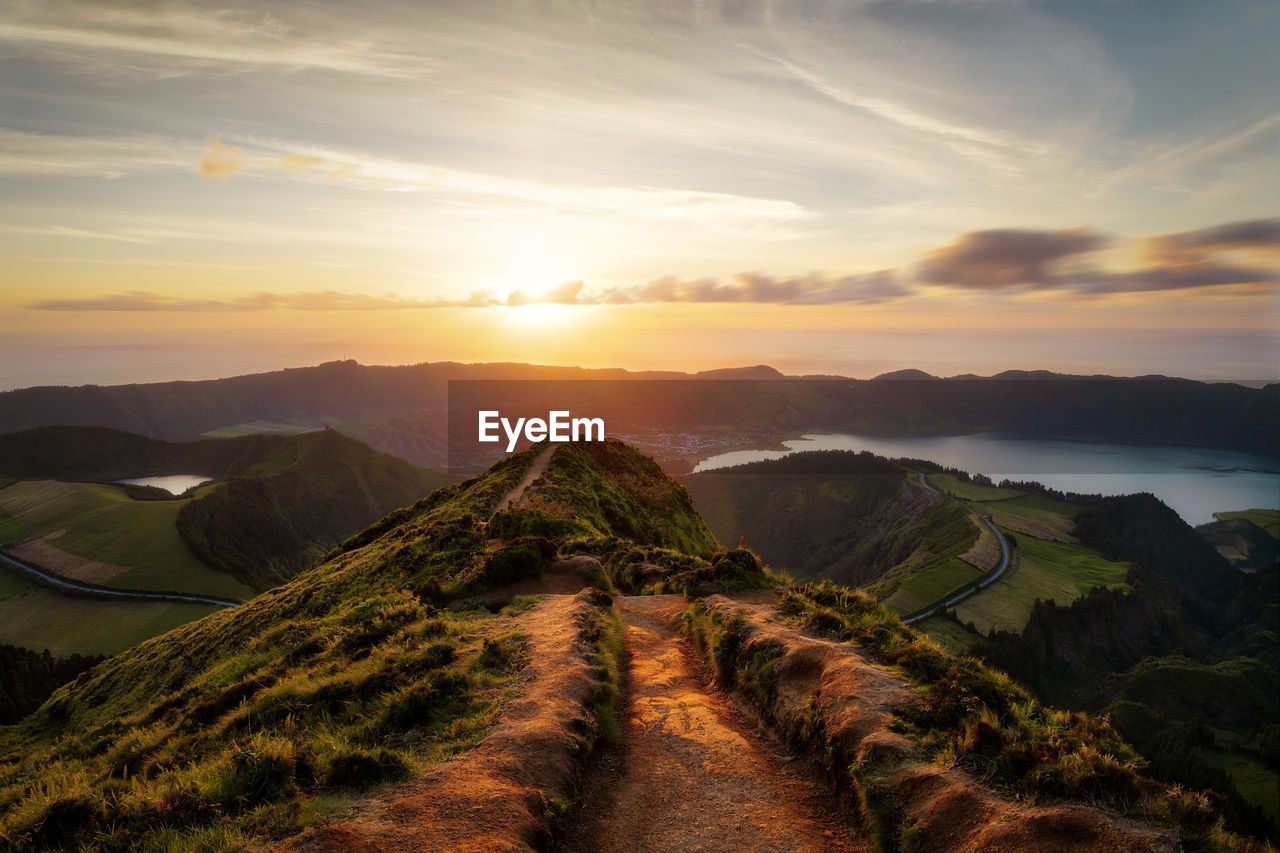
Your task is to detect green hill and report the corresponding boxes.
[0,440,1271,851]
[684,450,978,591]
[0,426,453,592]
[0,440,752,850]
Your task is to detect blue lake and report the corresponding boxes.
[693,433,1279,525]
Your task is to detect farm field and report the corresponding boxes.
[0,572,220,656]
[0,480,253,601]
[924,473,1019,502]
[965,492,1083,541]
[882,556,984,615]
[951,532,1131,635]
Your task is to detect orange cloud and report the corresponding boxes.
[197,136,245,181]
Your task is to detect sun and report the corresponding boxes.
[496,301,581,328]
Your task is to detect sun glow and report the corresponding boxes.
[496,301,584,328]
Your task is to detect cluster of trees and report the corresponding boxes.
[0,644,102,724]
[976,492,1278,839]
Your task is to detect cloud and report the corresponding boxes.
[197,137,244,181]
[27,271,912,313]
[1073,264,1277,295]
[918,228,1110,288]
[25,217,1277,314]
[918,221,1278,295]
[1143,218,1280,260]
[587,271,909,306]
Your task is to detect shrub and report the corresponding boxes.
[214,735,312,813]
[483,538,555,585]
[323,748,409,789]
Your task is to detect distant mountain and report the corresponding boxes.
[0,426,452,590]
[693,364,786,379]
[871,368,937,380]
[1,361,1275,468]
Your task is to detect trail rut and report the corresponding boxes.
[561,595,864,853]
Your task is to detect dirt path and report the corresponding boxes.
[560,595,865,853]
[491,444,555,517]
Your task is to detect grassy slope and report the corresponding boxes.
[0,446,540,851]
[1202,750,1280,828]
[925,473,1020,501]
[752,581,1263,852]
[967,492,1083,541]
[881,557,984,614]
[0,580,219,657]
[0,481,254,600]
[1216,509,1280,539]
[0,440,730,851]
[951,533,1130,635]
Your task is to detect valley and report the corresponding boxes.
[0,440,1273,851]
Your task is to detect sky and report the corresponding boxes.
[1,0,1278,389]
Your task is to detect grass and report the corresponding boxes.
[1201,749,1280,827]
[763,581,1262,852]
[0,599,521,851]
[0,580,220,656]
[882,557,984,615]
[0,505,26,544]
[965,492,1082,541]
[1215,509,1280,539]
[0,442,600,851]
[0,480,253,601]
[915,615,980,655]
[926,473,1021,502]
[201,422,318,438]
[951,532,1131,635]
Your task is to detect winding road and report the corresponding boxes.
[0,548,242,608]
[903,471,1010,625]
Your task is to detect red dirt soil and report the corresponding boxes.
[560,595,865,853]
[700,596,1178,853]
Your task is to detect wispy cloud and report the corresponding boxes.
[0,128,191,177]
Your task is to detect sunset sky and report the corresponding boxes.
[2,0,1277,389]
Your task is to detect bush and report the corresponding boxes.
[483,538,555,585]
[324,748,410,789]
[215,735,312,813]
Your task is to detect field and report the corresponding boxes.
[1201,748,1280,827]
[0,504,25,543]
[965,492,1082,541]
[0,480,254,601]
[1215,508,1280,539]
[951,532,1131,635]
[924,473,1019,502]
[0,573,220,656]
[913,614,979,655]
[882,556,984,615]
